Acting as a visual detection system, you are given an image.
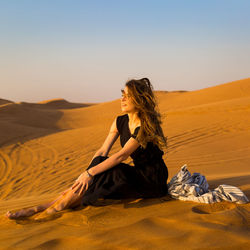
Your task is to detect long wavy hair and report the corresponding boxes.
[125,78,167,150]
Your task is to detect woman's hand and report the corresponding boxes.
[71,171,93,196]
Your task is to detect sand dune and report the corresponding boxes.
[37,98,96,109]
[0,78,249,249]
[0,98,13,105]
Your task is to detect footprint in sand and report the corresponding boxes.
[192,202,236,214]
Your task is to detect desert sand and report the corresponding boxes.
[0,78,249,249]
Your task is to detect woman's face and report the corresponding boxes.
[121,86,136,113]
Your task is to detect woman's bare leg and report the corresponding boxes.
[35,188,83,219]
[5,188,71,219]
[35,178,94,219]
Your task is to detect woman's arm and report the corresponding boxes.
[90,118,119,161]
[71,134,140,196]
[88,137,140,176]
[71,118,120,195]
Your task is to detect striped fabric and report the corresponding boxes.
[167,165,249,204]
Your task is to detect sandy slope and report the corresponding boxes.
[0,98,13,105]
[0,78,249,249]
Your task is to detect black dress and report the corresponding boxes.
[81,114,168,205]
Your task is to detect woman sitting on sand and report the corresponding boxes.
[6,78,168,219]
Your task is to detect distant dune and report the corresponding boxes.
[0,99,96,147]
[0,98,13,105]
[0,78,249,249]
[36,98,96,109]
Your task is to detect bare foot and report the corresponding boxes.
[5,188,76,220]
[6,207,37,219]
[5,203,53,220]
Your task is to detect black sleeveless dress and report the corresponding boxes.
[81,114,168,205]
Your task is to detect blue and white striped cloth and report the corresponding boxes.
[167,165,249,204]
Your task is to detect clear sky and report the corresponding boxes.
[0,0,249,103]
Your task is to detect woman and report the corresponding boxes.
[6,78,168,220]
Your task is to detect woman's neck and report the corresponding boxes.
[127,111,140,126]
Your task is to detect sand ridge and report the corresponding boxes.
[0,78,249,249]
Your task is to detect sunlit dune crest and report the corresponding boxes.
[0,78,249,249]
[37,98,96,109]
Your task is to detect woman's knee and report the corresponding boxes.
[87,156,109,169]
